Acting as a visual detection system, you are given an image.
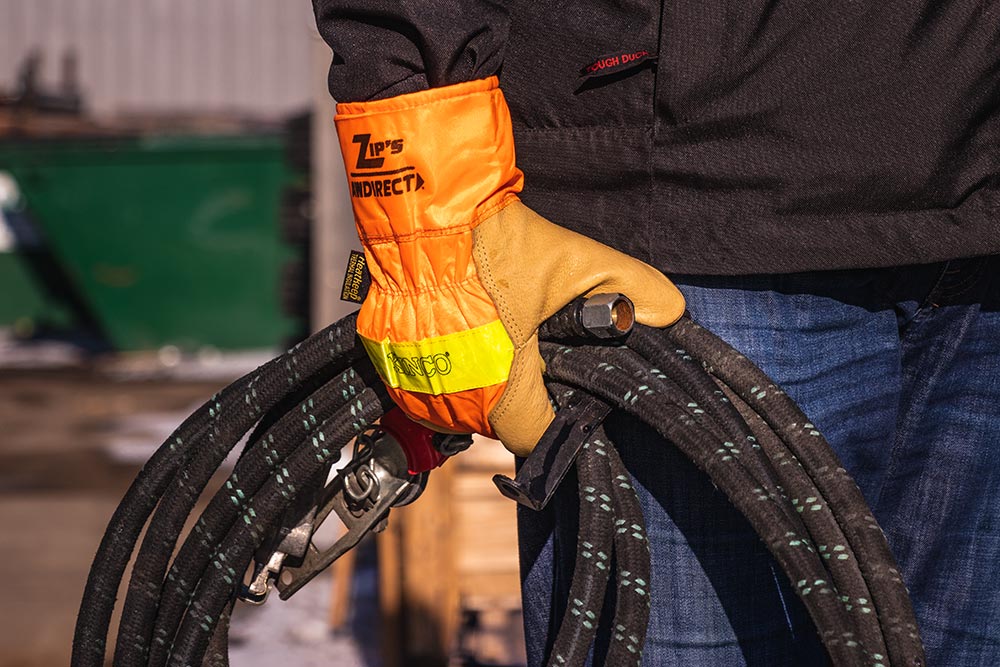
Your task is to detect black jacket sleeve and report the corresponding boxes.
[311,0,509,102]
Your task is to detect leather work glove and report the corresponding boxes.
[335,77,685,456]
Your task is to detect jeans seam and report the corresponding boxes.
[871,306,977,513]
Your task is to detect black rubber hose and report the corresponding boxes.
[665,319,923,664]
[626,327,787,505]
[540,341,866,664]
[545,316,920,662]
[619,323,921,663]
[203,601,233,667]
[546,433,616,667]
[143,365,383,667]
[114,355,364,667]
[594,343,811,538]
[150,342,884,664]
[586,344,885,662]
[541,315,806,552]
[619,333,890,659]
[73,393,218,667]
[602,436,651,667]
[162,386,391,666]
[75,308,926,667]
[538,311,922,664]
[73,314,361,667]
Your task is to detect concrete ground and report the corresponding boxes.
[227,566,374,667]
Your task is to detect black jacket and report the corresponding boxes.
[313,1,1000,275]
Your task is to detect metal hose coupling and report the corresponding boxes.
[578,293,635,338]
[540,293,638,342]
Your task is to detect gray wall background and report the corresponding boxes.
[0,0,316,118]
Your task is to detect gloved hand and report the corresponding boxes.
[335,77,685,456]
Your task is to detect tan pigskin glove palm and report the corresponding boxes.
[336,77,685,456]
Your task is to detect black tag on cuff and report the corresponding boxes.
[340,250,371,304]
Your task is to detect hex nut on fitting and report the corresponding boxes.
[578,293,635,339]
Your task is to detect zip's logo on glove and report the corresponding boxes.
[349,133,425,199]
[352,133,403,169]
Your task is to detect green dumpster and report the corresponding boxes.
[0,171,76,336]
[0,135,299,351]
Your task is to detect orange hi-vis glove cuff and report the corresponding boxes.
[335,77,524,437]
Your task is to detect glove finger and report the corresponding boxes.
[575,243,685,328]
[474,204,685,345]
[528,215,685,328]
[488,332,554,457]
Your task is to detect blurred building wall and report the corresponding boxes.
[0,0,314,118]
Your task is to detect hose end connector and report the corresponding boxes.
[578,293,635,339]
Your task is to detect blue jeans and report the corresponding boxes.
[520,256,1000,666]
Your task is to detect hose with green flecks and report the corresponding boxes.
[139,367,384,667]
[545,419,616,667]
[71,308,925,667]
[662,319,921,663]
[540,313,924,666]
[603,435,651,667]
[71,314,367,667]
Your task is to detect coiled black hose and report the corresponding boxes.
[72,308,925,667]
[72,315,363,667]
[546,427,616,666]
[143,366,385,667]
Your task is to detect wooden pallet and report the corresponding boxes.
[373,436,525,667]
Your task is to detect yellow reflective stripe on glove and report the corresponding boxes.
[359,320,514,395]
